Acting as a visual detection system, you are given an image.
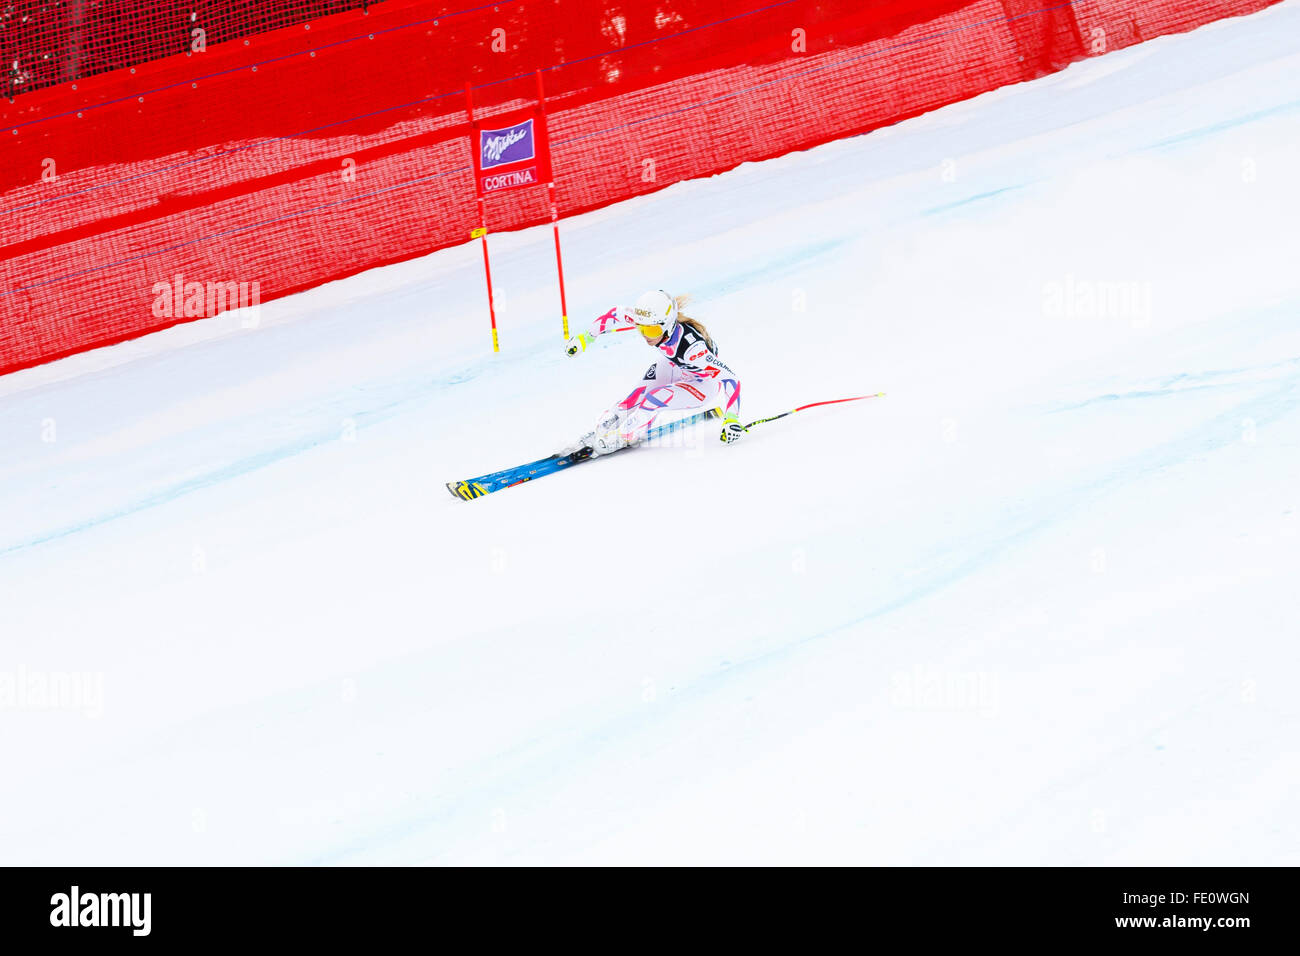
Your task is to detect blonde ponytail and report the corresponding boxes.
[673,293,716,352]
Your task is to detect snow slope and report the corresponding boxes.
[2,2,1298,865]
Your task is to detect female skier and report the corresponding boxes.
[563,290,745,456]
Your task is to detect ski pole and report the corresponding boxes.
[744,392,885,431]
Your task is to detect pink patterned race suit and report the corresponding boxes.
[583,305,741,449]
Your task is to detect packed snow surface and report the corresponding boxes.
[2,3,1298,864]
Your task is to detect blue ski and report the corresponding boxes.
[447,409,719,500]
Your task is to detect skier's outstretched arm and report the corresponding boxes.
[564,306,635,356]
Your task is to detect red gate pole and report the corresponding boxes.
[476,210,498,353]
[466,84,499,353]
[536,70,569,341]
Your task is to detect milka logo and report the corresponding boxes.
[480,120,534,168]
[50,886,151,936]
[484,128,526,162]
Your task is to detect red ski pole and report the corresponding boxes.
[743,392,885,431]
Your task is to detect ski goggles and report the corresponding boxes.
[636,323,664,341]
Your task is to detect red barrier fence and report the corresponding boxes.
[0,0,1280,376]
[2,1,375,99]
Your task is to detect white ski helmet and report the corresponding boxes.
[632,289,678,341]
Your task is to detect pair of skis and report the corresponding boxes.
[446,408,721,500]
[446,392,884,501]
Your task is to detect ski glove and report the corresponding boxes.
[720,414,747,444]
[565,332,596,357]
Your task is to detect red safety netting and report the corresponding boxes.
[2,1,373,98]
[0,0,1280,375]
